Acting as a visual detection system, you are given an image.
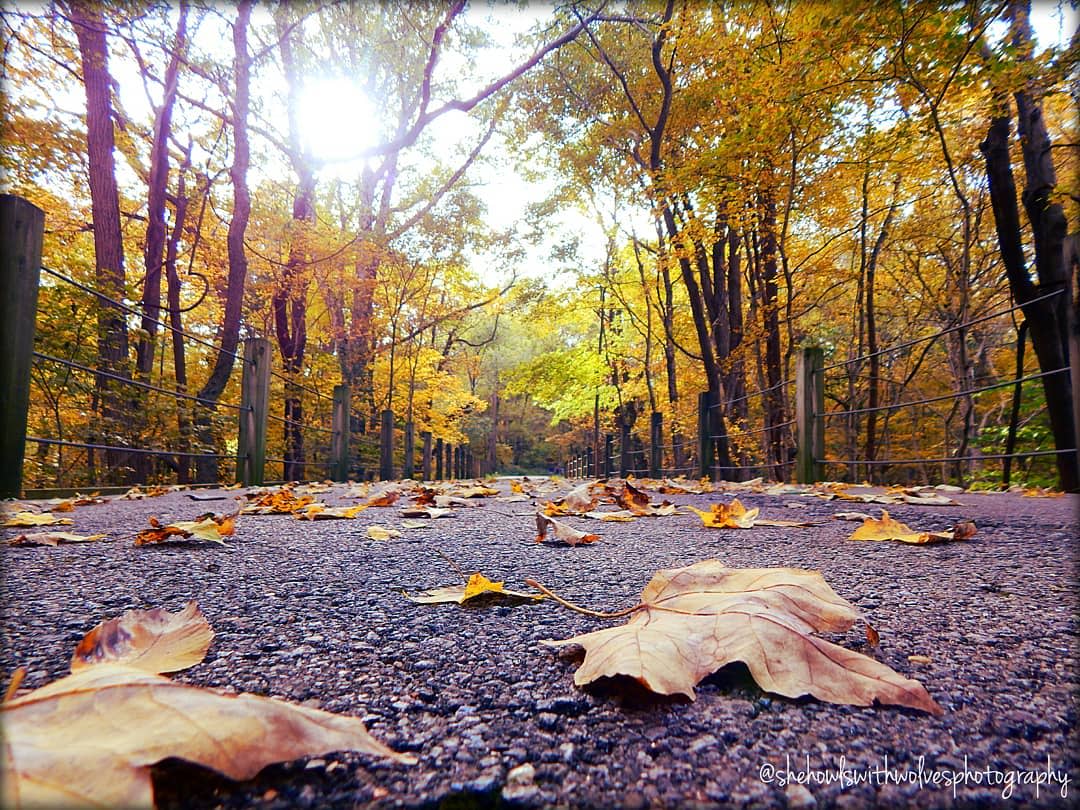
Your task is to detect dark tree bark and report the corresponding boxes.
[758,187,786,478]
[136,2,188,380]
[67,2,130,480]
[979,0,1077,491]
[195,0,252,482]
[164,156,192,483]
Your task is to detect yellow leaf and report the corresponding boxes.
[71,602,213,674]
[541,560,941,714]
[299,504,367,520]
[687,498,759,528]
[848,511,975,544]
[3,512,74,528]
[405,572,541,605]
[135,512,236,546]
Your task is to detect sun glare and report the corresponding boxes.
[297,78,378,168]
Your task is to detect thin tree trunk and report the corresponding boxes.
[68,1,130,482]
[195,0,252,482]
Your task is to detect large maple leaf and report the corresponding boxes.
[540,560,942,714]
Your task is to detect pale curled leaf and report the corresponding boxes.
[541,560,941,714]
[687,498,759,528]
[535,514,599,546]
[1,664,414,810]
[7,532,109,547]
[71,602,213,674]
[366,526,402,541]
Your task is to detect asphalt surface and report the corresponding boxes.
[2,478,1077,809]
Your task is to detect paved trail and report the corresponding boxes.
[2,479,1077,809]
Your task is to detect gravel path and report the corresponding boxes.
[2,479,1077,809]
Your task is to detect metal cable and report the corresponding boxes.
[264,412,334,434]
[711,378,796,409]
[820,288,1065,373]
[823,367,1068,418]
[712,459,795,471]
[26,436,233,458]
[268,369,334,402]
[39,266,250,367]
[710,419,795,440]
[32,352,247,412]
[821,448,1073,465]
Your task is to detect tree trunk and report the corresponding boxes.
[758,187,785,478]
[68,2,130,482]
[979,0,1077,491]
[165,154,191,483]
[195,0,252,482]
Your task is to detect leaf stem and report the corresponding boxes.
[524,579,642,619]
[435,550,469,583]
[3,666,26,703]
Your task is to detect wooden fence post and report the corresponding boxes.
[0,195,44,498]
[619,421,631,478]
[421,431,432,480]
[331,384,349,482]
[403,420,415,479]
[379,409,394,481]
[650,412,662,478]
[435,437,444,480]
[796,347,825,484]
[584,446,594,478]
[603,433,613,478]
[697,391,714,480]
[237,337,271,486]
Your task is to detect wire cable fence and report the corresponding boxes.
[814,288,1074,488]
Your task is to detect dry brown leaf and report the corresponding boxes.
[687,498,759,529]
[399,506,453,519]
[0,664,414,809]
[242,487,314,515]
[364,490,401,507]
[135,511,236,546]
[848,511,976,544]
[3,512,75,528]
[535,514,599,546]
[541,560,941,714]
[450,485,500,498]
[583,510,637,522]
[543,481,598,516]
[405,572,541,605]
[71,602,213,674]
[7,532,109,547]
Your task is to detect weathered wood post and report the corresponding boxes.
[619,421,631,478]
[603,434,614,478]
[421,431,432,480]
[445,442,453,480]
[584,446,594,478]
[237,337,271,486]
[796,346,825,484]
[0,195,44,498]
[379,409,394,481]
[435,437,444,480]
[403,420,415,479]
[650,412,662,478]
[330,384,350,482]
[697,391,714,480]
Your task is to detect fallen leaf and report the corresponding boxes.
[450,485,500,498]
[399,520,430,530]
[298,504,367,520]
[405,572,540,605]
[583,510,637,522]
[71,602,213,674]
[136,512,236,546]
[848,511,976,544]
[3,512,74,528]
[364,490,400,507]
[687,498,759,529]
[540,560,942,714]
[543,481,598,515]
[0,664,413,809]
[399,506,453,519]
[242,487,314,515]
[907,655,933,664]
[186,493,228,502]
[535,514,599,546]
[366,526,403,541]
[7,531,109,547]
